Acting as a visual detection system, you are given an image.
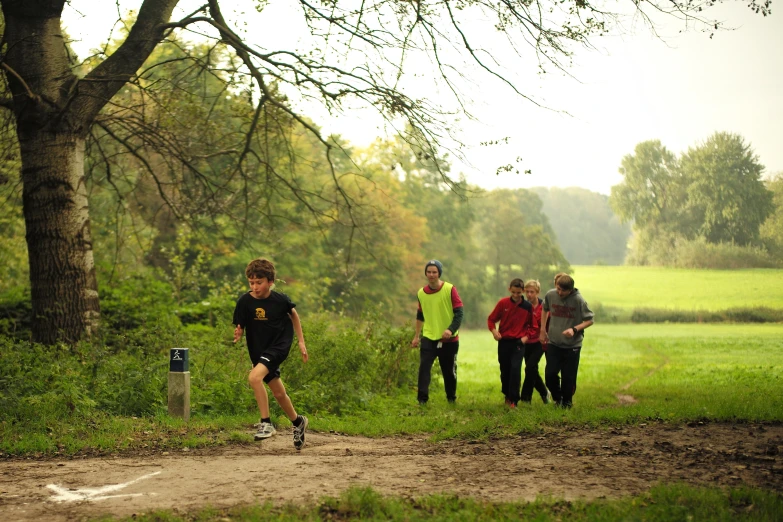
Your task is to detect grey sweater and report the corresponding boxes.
[543,288,594,348]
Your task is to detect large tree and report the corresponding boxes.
[0,0,770,343]
[680,132,773,246]
[609,139,685,238]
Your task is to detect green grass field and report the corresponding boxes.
[569,265,783,311]
[317,325,783,437]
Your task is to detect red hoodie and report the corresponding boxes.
[487,296,533,339]
[526,297,544,343]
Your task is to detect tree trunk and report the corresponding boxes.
[20,131,99,344]
[1,0,178,343]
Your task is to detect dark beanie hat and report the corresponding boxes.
[425,259,443,276]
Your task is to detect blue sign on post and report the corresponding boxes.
[170,348,189,372]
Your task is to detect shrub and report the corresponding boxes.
[631,307,783,323]
[627,234,780,269]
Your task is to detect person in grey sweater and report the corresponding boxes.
[540,274,594,408]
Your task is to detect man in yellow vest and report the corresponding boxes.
[411,260,464,404]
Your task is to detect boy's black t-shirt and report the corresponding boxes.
[233,290,296,354]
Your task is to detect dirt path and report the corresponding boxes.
[1,422,781,521]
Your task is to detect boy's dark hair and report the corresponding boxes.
[245,258,276,281]
[509,278,524,288]
[556,274,575,291]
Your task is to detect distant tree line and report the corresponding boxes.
[532,187,631,266]
[610,133,782,269]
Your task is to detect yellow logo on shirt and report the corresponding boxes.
[255,308,267,320]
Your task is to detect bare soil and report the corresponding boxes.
[1,422,781,521]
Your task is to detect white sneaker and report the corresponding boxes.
[254,421,276,440]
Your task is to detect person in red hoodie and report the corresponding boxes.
[520,280,550,404]
[487,278,533,408]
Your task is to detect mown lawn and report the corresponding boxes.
[316,325,783,437]
[569,265,783,311]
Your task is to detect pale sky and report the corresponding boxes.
[62,2,782,196]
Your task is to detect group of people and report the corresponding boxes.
[230,256,593,450]
[413,260,593,410]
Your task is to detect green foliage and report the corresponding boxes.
[611,134,777,267]
[0,272,417,454]
[0,156,26,293]
[680,133,774,246]
[0,286,31,340]
[627,234,780,269]
[273,312,418,415]
[610,140,683,236]
[471,188,570,300]
[630,307,783,323]
[760,172,783,257]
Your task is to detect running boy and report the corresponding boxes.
[487,278,533,407]
[233,258,310,449]
[519,279,550,404]
[411,260,464,405]
[540,274,594,409]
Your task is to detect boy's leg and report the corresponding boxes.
[544,345,563,405]
[559,347,582,408]
[507,341,524,405]
[268,377,309,450]
[437,341,459,402]
[497,340,513,400]
[267,377,297,421]
[520,341,542,401]
[417,338,438,403]
[248,362,271,418]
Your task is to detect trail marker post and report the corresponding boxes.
[168,348,190,420]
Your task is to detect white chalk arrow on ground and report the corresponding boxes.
[47,471,162,502]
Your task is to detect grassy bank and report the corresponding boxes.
[2,324,782,455]
[125,484,782,521]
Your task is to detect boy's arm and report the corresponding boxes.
[444,306,463,340]
[289,308,308,362]
[563,319,594,337]
[412,298,424,347]
[520,302,532,344]
[232,301,244,343]
[487,300,502,340]
[411,319,423,347]
[444,286,464,339]
[540,309,549,343]
[563,299,594,337]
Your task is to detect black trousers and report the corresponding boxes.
[417,338,459,403]
[520,341,548,401]
[544,344,582,406]
[497,338,524,404]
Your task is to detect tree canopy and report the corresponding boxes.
[610,133,775,266]
[0,0,771,342]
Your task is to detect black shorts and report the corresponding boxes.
[249,347,290,383]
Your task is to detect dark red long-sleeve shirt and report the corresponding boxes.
[487,296,533,340]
